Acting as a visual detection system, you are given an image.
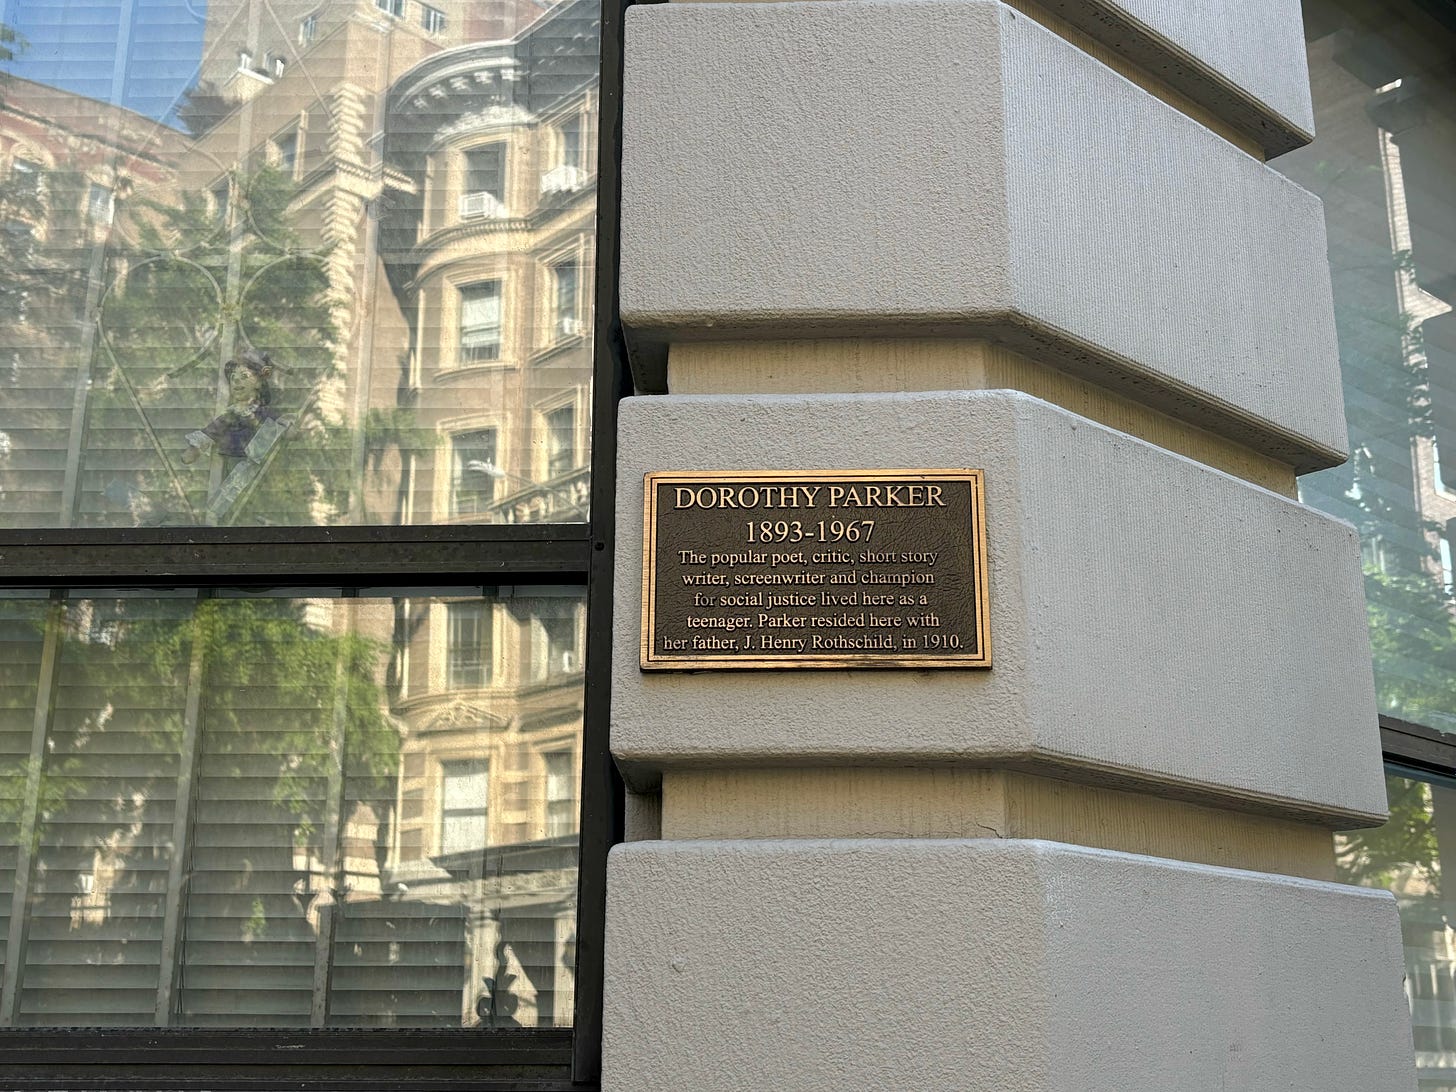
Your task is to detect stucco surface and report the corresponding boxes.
[620,0,1346,471]
[613,391,1386,824]
[601,838,1415,1092]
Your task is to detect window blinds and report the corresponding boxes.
[0,592,582,1029]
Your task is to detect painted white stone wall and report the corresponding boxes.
[613,390,1385,823]
[604,0,1417,1087]
[605,839,1415,1092]
[621,0,1345,470]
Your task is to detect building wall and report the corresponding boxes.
[601,0,1422,1088]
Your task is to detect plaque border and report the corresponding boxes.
[639,468,990,671]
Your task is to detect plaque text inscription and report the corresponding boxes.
[640,469,990,670]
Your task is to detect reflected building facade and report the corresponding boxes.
[0,0,594,1032]
[1280,4,1456,1088]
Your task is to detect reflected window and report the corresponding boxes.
[87,183,113,224]
[446,599,490,688]
[544,752,575,838]
[375,0,404,16]
[553,260,579,339]
[10,157,39,194]
[462,144,505,219]
[422,5,447,34]
[561,116,583,170]
[441,759,489,855]
[533,603,578,681]
[451,429,498,517]
[544,405,575,479]
[274,129,299,176]
[299,13,318,45]
[210,180,229,224]
[459,281,502,363]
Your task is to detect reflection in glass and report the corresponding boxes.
[0,589,585,1029]
[1275,1,1456,732]
[0,0,598,528]
[1340,770,1456,1088]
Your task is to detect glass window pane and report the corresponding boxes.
[1275,1,1456,732]
[0,588,585,1030]
[1339,768,1456,1089]
[0,0,598,529]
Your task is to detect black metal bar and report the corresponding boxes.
[1380,713,1456,775]
[0,1067,578,1092]
[571,0,631,1077]
[0,527,592,585]
[0,1028,575,1068]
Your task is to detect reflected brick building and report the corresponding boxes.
[0,0,594,1030]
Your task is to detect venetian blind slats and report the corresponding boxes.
[17,597,191,1025]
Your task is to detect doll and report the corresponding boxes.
[182,349,285,464]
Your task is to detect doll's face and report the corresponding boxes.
[227,362,265,404]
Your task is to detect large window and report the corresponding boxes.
[0,0,616,1086]
[1285,2,1456,1086]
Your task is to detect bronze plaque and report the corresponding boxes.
[640,469,990,670]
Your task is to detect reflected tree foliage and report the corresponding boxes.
[0,595,405,1025]
[1338,772,1437,891]
[93,166,349,527]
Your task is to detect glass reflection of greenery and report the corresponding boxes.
[0,595,402,1026]
[89,167,354,527]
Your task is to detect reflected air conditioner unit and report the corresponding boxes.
[539,165,586,195]
[459,191,505,220]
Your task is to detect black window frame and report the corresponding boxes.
[1380,715,1456,782]
[0,0,629,1084]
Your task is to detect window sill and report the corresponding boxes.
[438,360,518,380]
[529,336,589,366]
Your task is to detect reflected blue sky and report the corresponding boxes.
[0,0,206,127]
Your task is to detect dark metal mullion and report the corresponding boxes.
[570,0,631,1077]
[0,593,65,1024]
[310,594,356,1028]
[0,1027,575,1066]
[0,527,592,586]
[154,589,211,1026]
[1380,713,1456,776]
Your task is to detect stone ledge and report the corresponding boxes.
[1024,0,1315,156]
[613,391,1385,825]
[621,0,1346,471]
[603,838,1414,1092]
